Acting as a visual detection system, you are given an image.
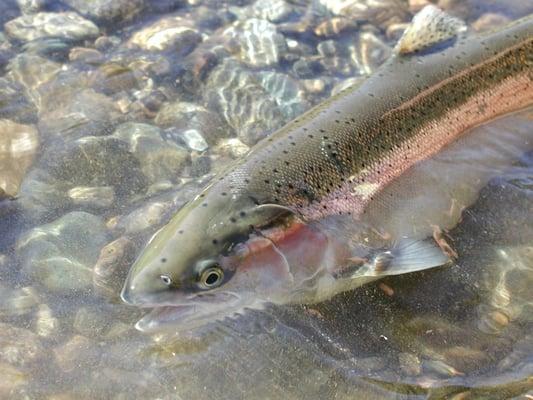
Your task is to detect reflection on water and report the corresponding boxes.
[0,0,532,398]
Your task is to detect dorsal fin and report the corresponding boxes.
[395,5,467,55]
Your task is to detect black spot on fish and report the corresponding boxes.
[161,258,167,263]
[212,239,218,245]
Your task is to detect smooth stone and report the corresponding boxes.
[0,77,37,124]
[222,18,287,67]
[73,307,111,337]
[38,89,123,141]
[54,335,96,373]
[93,236,136,297]
[249,0,294,23]
[4,12,99,42]
[7,53,62,110]
[113,122,190,184]
[0,120,39,197]
[114,200,174,235]
[69,47,105,65]
[0,322,44,369]
[0,284,39,317]
[0,362,27,396]
[62,0,145,22]
[16,0,47,14]
[16,211,110,292]
[33,304,59,338]
[155,101,230,145]
[67,186,116,209]
[214,138,250,159]
[319,0,409,27]
[181,129,209,152]
[42,135,147,195]
[128,15,202,54]
[204,59,287,145]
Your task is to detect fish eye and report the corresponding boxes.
[199,265,224,289]
[160,274,173,286]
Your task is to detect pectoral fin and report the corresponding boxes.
[334,238,451,280]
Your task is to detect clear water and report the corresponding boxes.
[0,0,532,399]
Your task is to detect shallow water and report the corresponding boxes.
[0,0,533,399]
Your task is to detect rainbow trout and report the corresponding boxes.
[121,6,533,332]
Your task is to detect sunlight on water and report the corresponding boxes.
[0,0,532,398]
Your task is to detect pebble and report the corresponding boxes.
[222,18,288,67]
[16,0,46,14]
[68,47,105,65]
[4,12,99,42]
[249,0,294,23]
[34,304,59,337]
[214,138,250,159]
[62,0,145,22]
[398,352,422,376]
[68,186,116,209]
[93,236,136,297]
[0,322,44,369]
[54,335,96,372]
[115,200,173,236]
[0,362,27,396]
[0,285,39,317]
[113,122,190,184]
[181,129,209,152]
[128,15,202,54]
[16,211,110,292]
[73,307,111,337]
[155,101,229,145]
[471,13,511,32]
[0,119,39,197]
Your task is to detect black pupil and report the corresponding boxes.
[205,272,219,285]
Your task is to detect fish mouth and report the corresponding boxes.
[134,291,261,333]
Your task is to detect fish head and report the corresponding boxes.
[121,185,333,332]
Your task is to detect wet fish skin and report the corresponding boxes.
[121,8,533,331]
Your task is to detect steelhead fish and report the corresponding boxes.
[121,6,533,332]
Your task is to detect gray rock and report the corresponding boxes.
[0,322,44,369]
[222,18,287,67]
[33,304,59,338]
[214,137,250,159]
[128,15,202,54]
[349,31,392,75]
[249,0,294,23]
[93,236,136,298]
[113,122,190,184]
[38,88,123,141]
[67,186,116,209]
[16,0,47,14]
[4,12,99,42]
[16,211,110,292]
[181,129,209,152]
[155,101,230,145]
[319,0,409,28]
[62,0,145,22]
[73,307,111,337]
[7,53,62,110]
[204,59,289,145]
[0,119,39,197]
[0,77,37,124]
[54,335,97,373]
[0,285,39,317]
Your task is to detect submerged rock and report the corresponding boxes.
[4,12,99,42]
[205,59,306,145]
[0,322,44,369]
[93,236,136,298]
[0,120,39,197]
[222,18,288,67]
[38,88,123,141]
[62,0,145,22]
[113,122,190,184]
[128,15,202,54]
[16,211,110,292]
[155,101,230,145]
